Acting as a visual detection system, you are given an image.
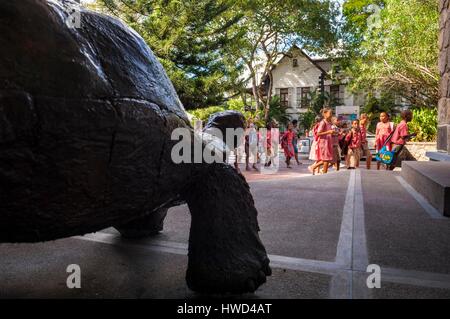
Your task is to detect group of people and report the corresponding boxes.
[241,108,414,174]
[243,119,277,171]
[305,108,414,175]
[307,108,369,174]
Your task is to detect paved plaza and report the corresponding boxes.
[1,158,450,299]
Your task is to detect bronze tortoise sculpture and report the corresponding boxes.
[0,0,270,294]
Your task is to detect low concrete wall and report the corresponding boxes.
[402,161,450,217]
[398,142,437,162]
[406,142,437,161]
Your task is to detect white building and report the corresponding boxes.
[248,45,366,121]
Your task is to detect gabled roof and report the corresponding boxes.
[243,45,330,90]
[273,45,328,74]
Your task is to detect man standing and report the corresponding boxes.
[359,113,372,169]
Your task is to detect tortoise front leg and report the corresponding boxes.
[183,163,271,294]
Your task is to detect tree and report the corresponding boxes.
[228,0,340,120]
[298,110,316,132]
[93,0,245,109]
[361,92,398,132]
[340,0,385,54]
[266,96,290,125]
[91,0,339,113]
[308,90,341,115]
[341,0,440,107]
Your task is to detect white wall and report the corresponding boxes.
[271,48,363,119]
[271,49,322,111]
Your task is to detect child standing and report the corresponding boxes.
[308,116,322,162]
[375,112,394,170]
[345,119,362,169]
[339,122,349,157]
[331,117,341,171]
[308,108,334,174]
[359,113,372,169]
[389,110,415,170]
[281,122,295,168]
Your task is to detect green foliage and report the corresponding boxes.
[89,0,350,122]
[341,0,385,51]
[341,0,439,107]
[225,98,246,112]
[188,106,226,123]
[188,98,265,127]
[362,92,398,132]
[266,96,290,126]
[298,110,316,132]
[227,0,340,115]
[222,98,263,126]
[94,0,339,111]
[393,108,438,142]
[408,108,438,142]
[95,0,244,109]
[308,90,340,115]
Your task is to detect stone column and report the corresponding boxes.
[438,0,450,154]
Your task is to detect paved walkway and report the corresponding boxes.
[1,159,450,298]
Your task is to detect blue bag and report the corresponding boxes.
[375,145,395,165]
[375,127,396,165]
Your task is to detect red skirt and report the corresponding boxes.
[316,137,333,161]
[283,142,295,158]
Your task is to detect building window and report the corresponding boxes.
[279,88,289,107]
[330,85,341,104]
[293,58,298,68]
[297,87,310,108]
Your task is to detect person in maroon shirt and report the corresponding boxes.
[308,108,335,175]
[281,122,296,168]
[389,110,415,170]
[331,117,342,171]
[375,112,394,170]
[359,113,372,169]
[345,119,362,169]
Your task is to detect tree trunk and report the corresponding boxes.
[251,75,261,113]
[264,71,274,121]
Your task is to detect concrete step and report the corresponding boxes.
[426,151,450,161]
[401,161,450,217]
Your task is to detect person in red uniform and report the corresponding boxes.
[281,122,295,168]
[308,116,322,173]
[345,119,362,169]
[389,110,415,170]
[331,117,342,171]
[308,108,335,174]
[359,113,372,169]
[375,112,394,170]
